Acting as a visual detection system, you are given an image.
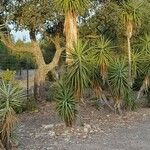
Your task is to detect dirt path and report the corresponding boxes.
[15,102,150,150]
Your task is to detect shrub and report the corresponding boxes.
[55,80,76,127]
[0,69,16,83]
[0,81,25,149]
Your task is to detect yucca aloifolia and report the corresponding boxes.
[66,40,92,101]
[55,80,76,127]
[120,0,144,86]
[94,36,113,84]
[0,81,25,149]
[53,0,90,63]
[137,35,150,100]
[108,58,129,114]
[121,0,144,86]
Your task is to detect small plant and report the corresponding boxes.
[0,69,16,83]
[0,81,25,150]
[55,80,76,127]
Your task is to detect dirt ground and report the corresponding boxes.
[14,102,150,150]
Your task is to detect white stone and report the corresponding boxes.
[84,127,89,133]
[48,131,55,137]
[42,124,54,129]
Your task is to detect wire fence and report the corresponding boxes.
[0,55,35,100]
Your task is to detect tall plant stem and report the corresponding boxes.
[64,11,77,64]
[127,37,132,87]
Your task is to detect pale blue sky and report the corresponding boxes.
[9,25,41,42]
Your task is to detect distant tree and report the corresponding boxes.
[0,0,64,100]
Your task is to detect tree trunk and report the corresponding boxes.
[1,34,63,101]
[127,36,132,87]
[29,28,36,41]
[136,75,150,100]
[64,11,78,64]
[126,22,133,87]
[34,67,49,100]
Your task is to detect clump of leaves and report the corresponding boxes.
[94,36,113,83]
[0,81,25,149]
[0,69,16,83]
[66,40,92,100]
[108,58,129,113]
[55,80,76,127]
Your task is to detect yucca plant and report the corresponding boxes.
[66,40,93,100]
[94,36,114,83]
[131,51,142,80]
[0,70,16,83]
[53,0,91,63]
[139,34,150,53]
[0,81,25,150]
[117,0,145,87]
[55,80,76,127]
[136,34,150,100]
[108,58,129,113]
[137,52,150,100]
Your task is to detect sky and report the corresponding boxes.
[9,25,41,42]
[10,29,30,42]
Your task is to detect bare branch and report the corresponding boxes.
[46,35,64,70]
[0,33,34,54]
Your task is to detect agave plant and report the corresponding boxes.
[108,58,129,113]
[66,40,93,100]
[0,81,25,149]
[55,80,76,127]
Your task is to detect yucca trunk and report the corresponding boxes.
[136,75,150,100]
[127,36,132,86]
[126,22,133,87]
[64,11,78,64]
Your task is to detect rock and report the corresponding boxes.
[83,123,91,133]
[64,137,70,142]
[61,130,70,136]
[42,124,54,129]
[82,135,87,139]
[83,123,91,129]
[84,127,89,133]
[48,131,55,137]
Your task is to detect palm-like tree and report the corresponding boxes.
[53,0,90,63]
[66,40,92,100]
[120,0,144,86]
[108,58,129,114]
[137,34,150,100]
[55,80,76,127]
[94,36,113,83]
